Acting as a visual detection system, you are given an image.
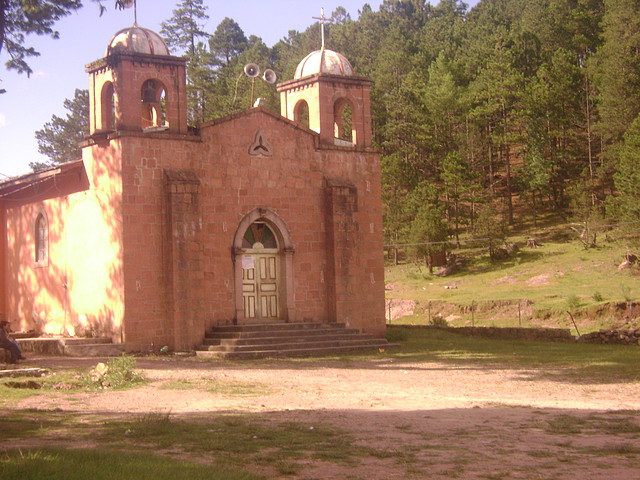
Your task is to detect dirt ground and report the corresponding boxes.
[3,354,640,479]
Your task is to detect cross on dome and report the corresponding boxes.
[312,7,334,49]
[119,0,138,26]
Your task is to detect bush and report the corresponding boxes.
[430,315,449,327]
[85,355,145,390]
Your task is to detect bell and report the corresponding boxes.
[141,82,157,104]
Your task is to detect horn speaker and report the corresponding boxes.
[263,69,277,84]
[244,63,260,78]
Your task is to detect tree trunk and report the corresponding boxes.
[502,105,514,225]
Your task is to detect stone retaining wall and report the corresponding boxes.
[577,329,640,345]
[390,324,575,342]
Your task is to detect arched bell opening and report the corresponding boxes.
[100,82,116,131]
[334,98,355,144]
[232,209,295,324]
[293,99,310,129]
[140,79,168,130]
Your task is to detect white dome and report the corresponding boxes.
[106,26,170,56]
[294,48,354,79]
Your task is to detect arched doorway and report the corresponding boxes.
[233,210,295,324]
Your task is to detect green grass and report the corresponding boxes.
[386,238,638,331]
[0,448,261,480]
[160,378,271,396]
[0,410,403,477]
[0,356,146,406]
[386,327,640,382]
[0,371,86,405]
[100,413,361,463]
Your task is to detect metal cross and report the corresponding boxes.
[121,0,138,26]
[312,7,334,49]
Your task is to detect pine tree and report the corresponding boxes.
[160,0,211,125]
[209,17,247,67]
[159,0,209,55]
[609,114,640,237]
[594,0,640,146]
[33,89,89,170]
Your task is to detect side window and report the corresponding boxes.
[35,212,48,266]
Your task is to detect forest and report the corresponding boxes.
[34,0,640,259]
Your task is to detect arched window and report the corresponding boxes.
[334,99,354,144]
[141,79,168,130]
[242,222,278,249]
[294,100,310,129]
[101,82,115,131]
[35,212,48,265]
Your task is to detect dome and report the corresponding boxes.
[294,48,354,79]
[106,26,170,56]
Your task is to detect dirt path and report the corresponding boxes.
[4,355,640,479]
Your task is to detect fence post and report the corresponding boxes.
[471,301,475,327]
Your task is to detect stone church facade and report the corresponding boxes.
[0,26,385,352]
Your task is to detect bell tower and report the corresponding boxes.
[277,10,372,148]
[86,26,188,135]
[277,49,373,148]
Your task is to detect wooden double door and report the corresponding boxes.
[241,251,280,321]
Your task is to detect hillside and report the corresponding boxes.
[384,222,639,334]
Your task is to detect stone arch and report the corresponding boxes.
[293,99,310,129]
[232,209,295,324]
[100,82,115,131]
[333,97,355,143]
[140,78,168,129]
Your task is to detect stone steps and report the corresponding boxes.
[196,322,398,358]
[202,330,365,345]
[16,337,124,357]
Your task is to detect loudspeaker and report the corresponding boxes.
[244,63,260,77]
[263,69,277,84]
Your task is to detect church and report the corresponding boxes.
[0,22,385,352]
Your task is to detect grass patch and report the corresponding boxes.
[100,413,365,468]
[545,415,587,434]
[0,371,86,405]
[0,410,391,476]
[386,327,640,382]
[0,411,71,440]
[160,378,270,396]
[0,448,261,480]
[386,238,638,332]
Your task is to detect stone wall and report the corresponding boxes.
[390,324,575,342]
[577,329,640,345]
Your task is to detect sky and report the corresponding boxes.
[0,0,478,179]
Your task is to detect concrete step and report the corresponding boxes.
[198,321,398,358]
[196,343,400,359]
[205,327,361,340]
[210,322,347,334]
[203,330,367,345]
[199,337,386,353]
[16,337,123,357]
[63,343,125,357]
